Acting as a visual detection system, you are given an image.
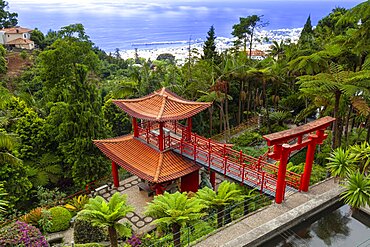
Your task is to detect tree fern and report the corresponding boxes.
[145,191,206,247]
[77,192,134,247]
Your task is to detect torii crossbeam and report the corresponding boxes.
[263,116,335,203]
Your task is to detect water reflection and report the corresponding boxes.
[311,210,350,245]
[261,204,370,247]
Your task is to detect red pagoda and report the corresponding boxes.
[94,87,212,195]
[94,87,335,203]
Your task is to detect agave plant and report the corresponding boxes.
[326,147,356,179]
[341,172,370,208]
[349,142,370,174]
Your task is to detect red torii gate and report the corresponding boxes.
[263,116,335,204]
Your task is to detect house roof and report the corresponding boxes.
[6,38,34,45]
[112,87,212,122]
[2,27,32,34]
[94,135,199,183]
[247,50,266,57]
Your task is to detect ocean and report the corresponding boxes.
[11,0,364,52]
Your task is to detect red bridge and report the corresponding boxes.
[94,88,335,204]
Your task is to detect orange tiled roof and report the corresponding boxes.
[2,27,32,34]
[94,135,199,183]
[112,87,212,121]
[6,38,34,45]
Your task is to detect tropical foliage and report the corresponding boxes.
[145,191,207,247]
[196,181,241,228]
[77,192,134,247]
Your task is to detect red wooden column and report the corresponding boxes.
[132,117,139,137]
[159,122,164,151]
[300,135,318,192]
[275,144,290,204]
[112,161,119,188]
[210,171,216,190]
[181,170,199,193]
[154,183,165,195]
[187,117,192,140]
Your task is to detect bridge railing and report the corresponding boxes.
[137,120,302,190]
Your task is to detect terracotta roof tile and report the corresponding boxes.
[112,87,212,121]
[94,135,199,183]
[1,27,32,34]
[6,38,34,45]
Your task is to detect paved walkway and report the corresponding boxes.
[194,178,345,247]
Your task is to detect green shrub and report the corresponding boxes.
[0,220,48,246]
[47,206,72,233]
[74,218,107,244]
[230,131,263,147]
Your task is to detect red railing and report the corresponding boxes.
[136,121,302,192]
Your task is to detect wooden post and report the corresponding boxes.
[132,117,139,137]
[300,135,318,192]
[187,117,192,141]
[159,122,164,151]
[210,171,216,190]
[275,144,290,204]
[112,161,119,188]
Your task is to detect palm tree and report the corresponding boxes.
[145,191,207,247]
[326,147,356,179]
[268,40,285,61]
[196,181,241,228]
[341,172,370,209]
[77,192,134,247]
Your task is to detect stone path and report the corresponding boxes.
[194,178,345,247]
[93,176,155,234]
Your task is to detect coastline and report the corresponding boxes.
[119,28,302,64]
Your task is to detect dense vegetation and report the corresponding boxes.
[0,1,369,245]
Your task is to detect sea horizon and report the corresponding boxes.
[10,0,364,52]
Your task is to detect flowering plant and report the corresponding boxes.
[0,220,49,246]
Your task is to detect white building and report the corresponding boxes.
[0,27,35,50]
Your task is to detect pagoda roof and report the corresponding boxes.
[94,135,199,183]
[112,87,212,122]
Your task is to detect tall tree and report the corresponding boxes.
[298,15,315,48]
[232,15,268,58]
[145,191,206,247]
[36,32,110,185]
[202,25,220,63]
[77,192,134,247]
[0,1,17,28]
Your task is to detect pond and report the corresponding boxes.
[261,203,370,247]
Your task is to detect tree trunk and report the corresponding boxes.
[249,29,254,59]
[172,223,182,247]
[344,105,353,146]
[238,80,244,125]
[225,93,230,141]
[262,79,271,133]
[247,81,252,119]
[219,102,223,134]
[108,226,118,247]
[209,105,214,137]
[217,206,224,228]
[367,115,370,143]
[338,116,343,147]
[332,90,341,148]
